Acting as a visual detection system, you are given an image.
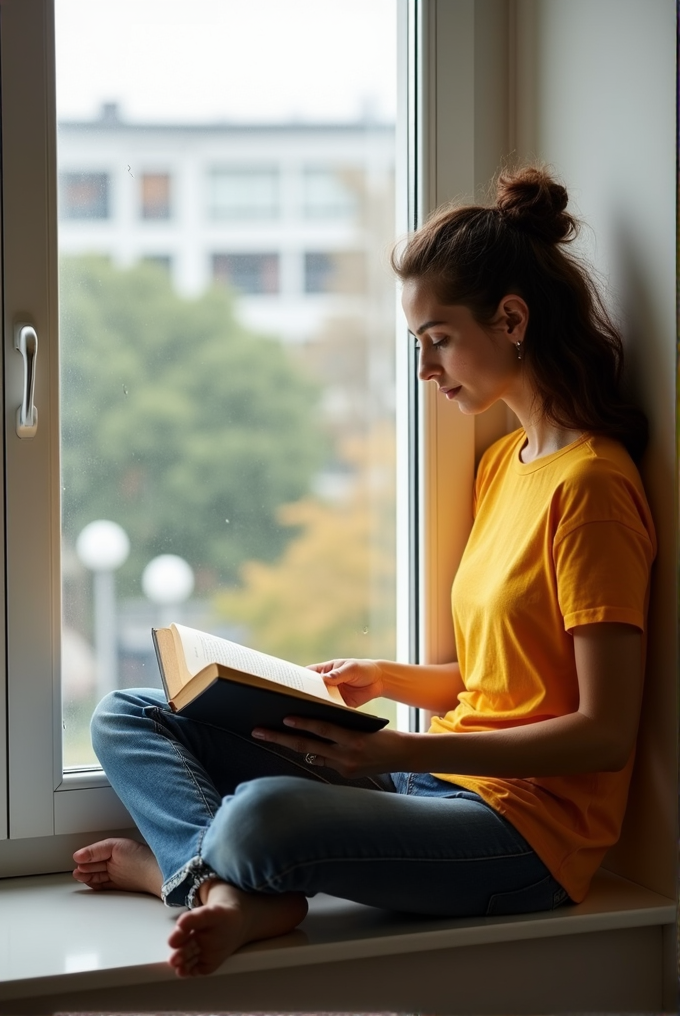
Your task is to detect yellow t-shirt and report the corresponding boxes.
[429,429,656,902]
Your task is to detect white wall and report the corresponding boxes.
[515,0,677,897]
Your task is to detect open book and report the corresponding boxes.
[152,623,388,740]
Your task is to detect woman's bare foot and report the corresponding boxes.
[168,879,308,978]
[72,837,163,897]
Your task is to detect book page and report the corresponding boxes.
[172,623,342,704]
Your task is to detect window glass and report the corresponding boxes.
[56,0,398,769]
[141,173,171,219]
[303,166,359,219]
[141,254,173,274]
[305,251,365,294]
[208,167,279,220]
[60,171,110,219]
[212,253,280,295]
[304,252,334,293]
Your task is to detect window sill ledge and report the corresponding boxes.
[0,868,674,1013]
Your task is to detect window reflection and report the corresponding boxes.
[208,167,279,221]
[60,171,110,219]
[140,173,172,220]
[212,253,280,294]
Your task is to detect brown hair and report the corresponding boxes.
[391,166,648,460]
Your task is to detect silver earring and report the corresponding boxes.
[515,342,523,361]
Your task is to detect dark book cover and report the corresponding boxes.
[175,676,388,741]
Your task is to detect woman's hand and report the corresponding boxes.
[251,716,418,779]
[308,658,385,708]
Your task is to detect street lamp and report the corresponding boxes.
[142,554,195,626]
[75,519,130,698]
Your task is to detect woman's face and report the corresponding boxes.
[401,280,528,416]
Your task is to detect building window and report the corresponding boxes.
[60,171,110,219]
[141,173,171,219]
[304,252,334,293]
[302,167,358,220]
[212,253,279,294]
[208,167,279,220]
[304,251,365,294]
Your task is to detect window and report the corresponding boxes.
[60,171,110,219]
[212,253,279,294]
[140,173,171,219]
[304,252,334,293]
[303,166,358,220]
[304,251,366,294]
[208,167,279,220]
[2,0,407,866]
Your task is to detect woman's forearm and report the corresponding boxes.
[404,709,633,778]
[374,660,465,712]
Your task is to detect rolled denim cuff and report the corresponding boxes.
[161,855,220,909]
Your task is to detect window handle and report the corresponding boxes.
[14,323,38,439]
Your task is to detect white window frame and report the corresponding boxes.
[0,0,510,876]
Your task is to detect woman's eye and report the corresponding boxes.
[431,336,449,348]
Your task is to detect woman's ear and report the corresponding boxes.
[496,294,529,344]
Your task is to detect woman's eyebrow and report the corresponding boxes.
[416,319,446,335]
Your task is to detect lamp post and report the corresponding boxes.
[141,554,195,627]
[75,519,130,698]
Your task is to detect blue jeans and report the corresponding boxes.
[91,689,570,916]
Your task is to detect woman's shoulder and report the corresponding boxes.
[558,433,645,492]
[553,434,655,547]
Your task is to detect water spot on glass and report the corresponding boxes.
[362,626,369,635]
[127,165,134,177]
[122,384,129,397]
[225,519,230,524]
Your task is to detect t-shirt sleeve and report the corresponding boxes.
[552,472,656,632]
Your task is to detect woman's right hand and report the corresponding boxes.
[307,659,385,708]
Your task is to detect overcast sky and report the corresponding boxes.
[55,0,397,124]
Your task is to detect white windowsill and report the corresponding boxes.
[0,867,674,1006]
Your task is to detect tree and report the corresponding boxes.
[216,425,396,667]
[60,256,325,592]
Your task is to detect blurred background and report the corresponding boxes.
[57,0,398,766]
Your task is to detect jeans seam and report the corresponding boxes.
[485,873,555,916]
[250,850,537,893]
[151,711,217,820]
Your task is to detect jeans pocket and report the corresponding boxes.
[485,873,559,916]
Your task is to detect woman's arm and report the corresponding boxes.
[408,622,644,776]
[259,623,644,779]
[309,657,465,713]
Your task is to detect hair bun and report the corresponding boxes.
[496,167,577,243]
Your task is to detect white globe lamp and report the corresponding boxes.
[75,519,130,697]
[142,554,195,605]
[76,519,130,572]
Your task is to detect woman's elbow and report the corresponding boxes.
[598,732,637,772]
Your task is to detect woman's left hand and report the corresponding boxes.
[251,717,419,778]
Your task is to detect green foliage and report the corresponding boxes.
[60,256,325,590]
[216,427,396,666]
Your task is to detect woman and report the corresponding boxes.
[73,166,656,978]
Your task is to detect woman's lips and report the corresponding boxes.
[441,386,462,400]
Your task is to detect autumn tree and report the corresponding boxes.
[216,425,396,670]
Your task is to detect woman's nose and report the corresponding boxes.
[417,347,439,381]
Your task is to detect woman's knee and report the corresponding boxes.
[204,775,321,889]
[90,688,162,763]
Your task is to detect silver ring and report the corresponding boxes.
[304,753,318,765]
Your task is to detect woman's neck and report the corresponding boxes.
[504,390,584,463]
[518,425,585,463]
